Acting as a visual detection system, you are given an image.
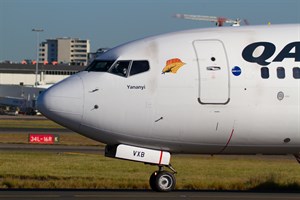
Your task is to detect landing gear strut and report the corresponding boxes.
[149,165,177,192]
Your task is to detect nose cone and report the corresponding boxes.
[37,75,84,131]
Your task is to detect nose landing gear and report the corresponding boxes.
[149,165,177,192]
[105,144,176,192]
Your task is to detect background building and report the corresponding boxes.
[0,43,109,115]
[0,63,85,86]
[39,38,90,66]
[0,63,85,114]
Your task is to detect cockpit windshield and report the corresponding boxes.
[85,60,115,72]
[85,59,150,77]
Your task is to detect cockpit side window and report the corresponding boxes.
[109,61,131,77]
[130,61,150,76]
[85,60,115,72]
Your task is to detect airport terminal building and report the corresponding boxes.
[0,63,85,114]
[0,45,107,114]
[0,63,85,86]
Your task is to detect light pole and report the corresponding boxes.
[32,28,44,86]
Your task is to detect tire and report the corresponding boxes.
[155,171,176,192]
[149,171,158,191]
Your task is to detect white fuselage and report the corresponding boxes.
[38,24,300,155]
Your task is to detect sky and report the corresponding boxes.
[0,0,299,62]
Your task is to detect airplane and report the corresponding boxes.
[174,13,249,27]
[37,24,300,192]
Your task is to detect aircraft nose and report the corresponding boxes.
[37,75,84,131]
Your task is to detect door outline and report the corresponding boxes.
[193,39,231,105]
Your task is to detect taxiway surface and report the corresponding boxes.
[1,190,300,200]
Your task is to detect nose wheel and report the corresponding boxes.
[149,165,176,192]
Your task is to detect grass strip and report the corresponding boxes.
[0,152,300,190]
[0,119,63,129]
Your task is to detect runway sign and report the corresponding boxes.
[28,134,59,144]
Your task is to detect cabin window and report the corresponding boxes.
[293,67,300,79]
[130,61,150,76]
[85,60,115,72]
[277,67,285,79]
[261,67,269,79]
[109,60,131,77]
